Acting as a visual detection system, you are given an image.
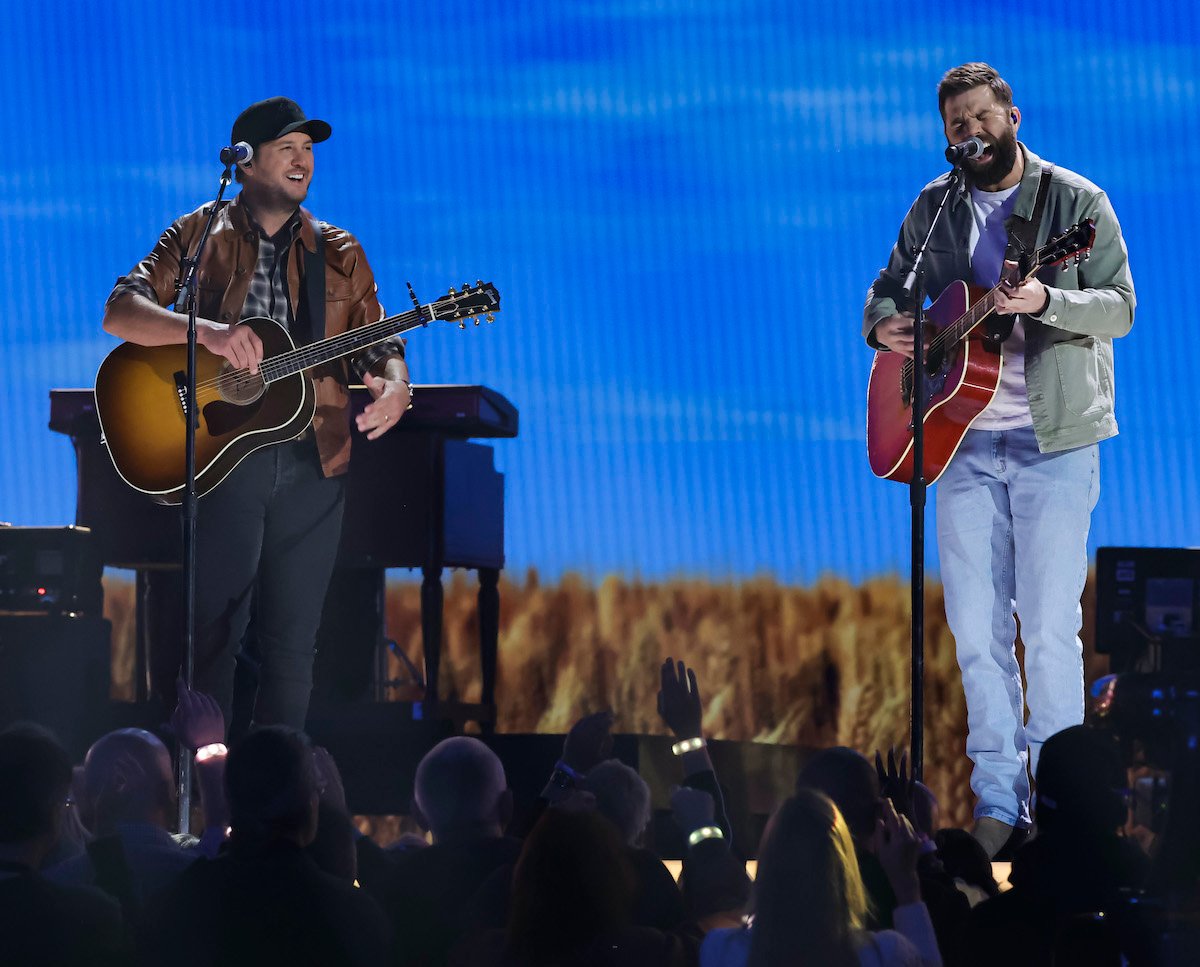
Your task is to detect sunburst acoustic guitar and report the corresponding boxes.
[94,282,500,504]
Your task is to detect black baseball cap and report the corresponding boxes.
[231,96,331,151]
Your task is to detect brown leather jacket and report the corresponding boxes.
[106,192,402,477]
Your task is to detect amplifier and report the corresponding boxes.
[0,525,104,616]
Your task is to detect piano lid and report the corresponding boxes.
[50,384,518,440]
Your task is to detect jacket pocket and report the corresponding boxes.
[1053,336,1102,417]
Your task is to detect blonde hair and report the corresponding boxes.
[748,789,868,967]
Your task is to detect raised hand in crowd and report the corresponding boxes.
[874,797,923,907]
[312,745,348,813]
[169,677,228,847]
[658,657,703,740]
[670,785,716,840]
[541,709,615,804]
[562,709,615,774]
[170,676,225,752]
[658,657,734,849]
[875,747,915,824]
[658,657,713,779]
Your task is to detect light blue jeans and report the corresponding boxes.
[936,425,1099,827]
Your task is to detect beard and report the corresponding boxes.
[963,126,1019,189]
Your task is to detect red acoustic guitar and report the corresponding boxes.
[866,219,1095,483]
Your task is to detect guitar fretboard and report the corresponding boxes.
[258,305,431,383]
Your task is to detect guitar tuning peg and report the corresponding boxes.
[458,320,466,330]
[485,313,495,323]
[461,283,470,293]
[1083,251,1090,261]
[473,317,480,326]
[475,279,482,287]
[449,286,457,295]
[1062,262,1069,272]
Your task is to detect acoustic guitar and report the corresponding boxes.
[866,221,1095,484]
[95,282,500,504]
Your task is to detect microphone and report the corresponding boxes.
[945,136,986,164]
[219,142,254,166]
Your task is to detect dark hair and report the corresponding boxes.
[937,62,1014,117]
[306,802,357,883]
[749,790,864,967]
[225,726,317,846]
[934,827,1000,898]
[679,841,752,920]
[505,808,636,965]
[796,747,879,842]
[0,722,72,844]
[1036,725,1127,835]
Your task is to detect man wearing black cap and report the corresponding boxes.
[103,97,411,732]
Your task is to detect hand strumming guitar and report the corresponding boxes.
[197,320,265,375]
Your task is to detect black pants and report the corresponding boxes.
[192,437,345,733]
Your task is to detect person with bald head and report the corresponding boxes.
[412,736,514,844]
[47,728,199,919]
[379,736,521,967]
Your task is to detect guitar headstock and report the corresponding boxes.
[1035,219,1097,271]
[427,282,500,328]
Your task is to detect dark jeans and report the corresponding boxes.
[192,437,345,733]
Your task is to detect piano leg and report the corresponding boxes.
[420,565,443,707]
[478,567,499,733]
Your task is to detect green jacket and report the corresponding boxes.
[863,144,1135,453]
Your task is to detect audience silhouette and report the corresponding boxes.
[7,653,1195,966]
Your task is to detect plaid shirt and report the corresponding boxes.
[241,211,301,329]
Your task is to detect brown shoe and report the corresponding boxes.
[971,817,1015,859]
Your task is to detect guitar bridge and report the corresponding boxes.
[173,371,200,428]
[174,372,188,416]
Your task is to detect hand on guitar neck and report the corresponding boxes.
[994,260,1051,317]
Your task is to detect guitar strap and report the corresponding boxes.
[299,216,326,348]
[987,163,1055,346]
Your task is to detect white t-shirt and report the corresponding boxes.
[967,183,1033,430]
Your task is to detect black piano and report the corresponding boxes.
[49,385,517,722]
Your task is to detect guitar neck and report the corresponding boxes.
[258,306,430,383]
[946,263,1040,345]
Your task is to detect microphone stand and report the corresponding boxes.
[901,163,963,783]
[171,162,234,834]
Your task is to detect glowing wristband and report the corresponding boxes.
[195,742,228,763]
[671,737,705,756]
[688,825,724,846]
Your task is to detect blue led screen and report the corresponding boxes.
[1,2,1195,582]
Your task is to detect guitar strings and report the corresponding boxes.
[191,306,421,392]
[898,229,1083,389]
[899,284,999,386]
[190,303,434,394]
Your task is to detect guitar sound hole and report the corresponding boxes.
[925,343,946,377]
[216,363,267,405]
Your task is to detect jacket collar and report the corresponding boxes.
[227,192,318,252]
[1011,143,1047,220]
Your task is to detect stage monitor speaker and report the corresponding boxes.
[0,614,111,758]
[0,525,103,615]
[1096,546,1200,673]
